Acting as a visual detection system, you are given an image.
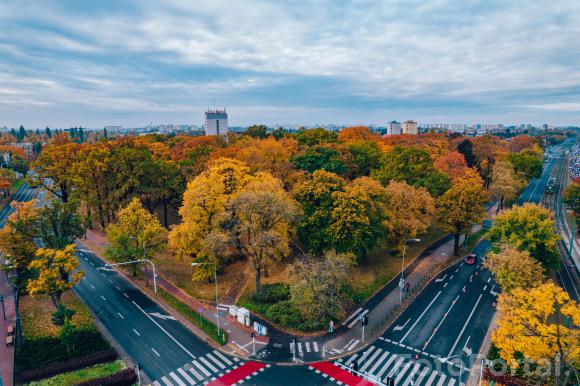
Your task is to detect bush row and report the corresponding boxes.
[483,368,535,386]
[266,300,321,331]
[16,329,111,373]
[77,368,137,386]
[16,348,118,383]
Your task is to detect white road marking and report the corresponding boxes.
[131,300,196,359]
[90,284,95,290]
[117,312,124,319]
[400,291,442,343]
[152,347,161,357]
[344,307,363,325]
[133,328,141,336]
[100,295,106,301]
[160,375,172,386]
[313,342,319,352]
[192,360,211,377]
[447,294,483,356]
[169,371,185,386]
[393,318,411,332]
[123,293,129,298]
[213,350,233,365]
[177,368,195,385]
[199,356,219,373]
[186,364,204,381]
[207,353,226,369]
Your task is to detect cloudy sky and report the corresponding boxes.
[1,0,580,128]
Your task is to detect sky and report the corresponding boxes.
[1,0,580,128]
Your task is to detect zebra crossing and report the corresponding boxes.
[335,345,465,386]
[290,340,321,357]
[344,307,370,329]
[152,350,241,386]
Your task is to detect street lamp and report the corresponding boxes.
[191,262,220,336]
[399,238,420,304]
[103,260,158,293]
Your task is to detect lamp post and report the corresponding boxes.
[103,260,157,293]
[399,238,420,303]
[191,262,220,336]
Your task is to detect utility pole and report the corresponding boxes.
[0,295,5,320]
[361,315,368,342]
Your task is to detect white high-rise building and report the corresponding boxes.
[402,120,418,135]
[387,120,402,135]
[204,108,228,136]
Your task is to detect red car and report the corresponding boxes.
[464,253,477,265]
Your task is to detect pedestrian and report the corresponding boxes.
[353,361,359,375]
[405,282,411,292]
[328,320,334,333]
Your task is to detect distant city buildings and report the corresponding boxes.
[104,125,122,132]
[402,120,418,135]
[205,108,228,136]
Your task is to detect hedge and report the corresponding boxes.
[76,368,137,386]
[16,348,118,383]
[483,368,535,386]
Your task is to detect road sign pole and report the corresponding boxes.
[0,295,5,320]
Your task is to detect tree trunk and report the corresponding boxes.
[51,292,61,308]
[453,233,460,256]
[163,204,169,228]
[255,268,261,295]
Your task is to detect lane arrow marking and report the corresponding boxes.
[393,318,411,332]
[149,312,177,321]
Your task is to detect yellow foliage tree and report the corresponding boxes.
[492,282,580,385]
[490,160,526,210]
[486,244,545,292]
[384,180,435,254]
[168,158,252,280]
[27,244,84,308]
[437,168,488,255]
[210,173,301,293]
[106,197,166,276]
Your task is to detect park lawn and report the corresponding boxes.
[152,252,249,302]
[19,291,96,340]
[16,291,110,372]
[25,360,125,386]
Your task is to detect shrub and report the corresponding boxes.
[51,304,76,326]
[251,283,290,304]
[76,368,137,386]
[16,329,110,372]
[16,348,118,383]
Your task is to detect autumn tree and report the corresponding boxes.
[0,168,16,196]
[488,203,560,271]
[294,128,338,146]
[142,160,185,227]
[384,181,435,254]
[485,245,545,292]
[31,143,81,202]
[437,169,488,255]
[210,173,301,294]
[508,135,538,153]
[329,177,388,259]
[338,126,375,143]
[490,160,526,210]
[371,146,451,196]
[0,201,39,289]
[492,283,580,386]
[294,170,346,255]
[168,158,252,280]
[290,251,355,329]
[27,244,84,308]
[435,151,467,180]
[106,197,166,276]
[457,139,476,167]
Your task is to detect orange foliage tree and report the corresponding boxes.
[435,151,468,180]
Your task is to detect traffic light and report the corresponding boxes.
[384,377,395,386]
[362,316,368,326]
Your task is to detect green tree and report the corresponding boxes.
[45,126,52,138]
[290,251,355,329]
[36,198,85,249]
[563,181,579,228]
[437,169,488,255]
[294,128,338,146]
[245,125,269,139]
[371,146,451,196]
[294,170,346,255]
[508,149,543,180]
[329,177,387,259]
[142,160,185,227]
[346,140,382,178]
[488,203,560,271]
[291,146,347,175]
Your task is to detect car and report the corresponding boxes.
[464,253,477,265]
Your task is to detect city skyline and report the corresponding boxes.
[2,1,580,127]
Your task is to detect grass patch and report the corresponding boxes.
[25,360,124,386]
[11,177,25,191]
[158,288,228,345]
[16,292,110,372]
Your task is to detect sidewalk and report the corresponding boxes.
[80,230,267,358]
[0,268,15,386]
